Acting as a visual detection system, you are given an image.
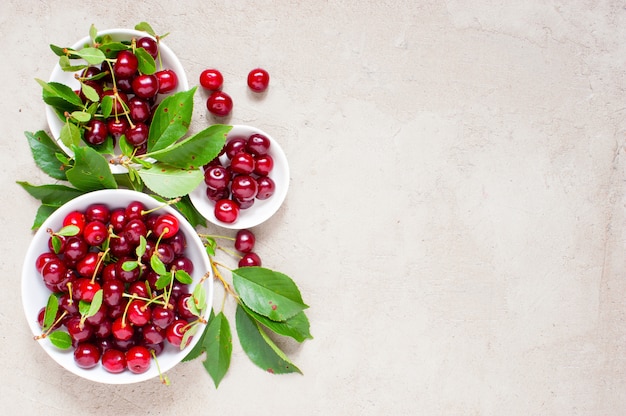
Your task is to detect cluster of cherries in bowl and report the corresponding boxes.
[35,201,197,374]
[204,132,276,224]
[78,36,179,150]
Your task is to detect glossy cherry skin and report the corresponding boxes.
[63,211,86,235]
[256,176,276,200]
[214,199,240,223]
[132,74,160,99]
[204,165,231,190]
[246,133,271,155]
[83,220,108,246]
[247,68,270,92]
[230,152,255,175]
[126,345,152,374]
[84,120,108,146]
[74,342,101,369]
[238,252,262,267]
[85,203,111,223]
[128,97,151,123]
[156,69,178,93]
[199,69,223,90]
[254,154,274,176]
[114,50,138,79]
[206,91,233,117]
[125,122,149,147]
[235,229,255,253]
[166,319,189,347]
[224,137,247,159]
[137,36,158,59]
[152,214,179,239]
[102,348,127,373]
[231,175,258,201]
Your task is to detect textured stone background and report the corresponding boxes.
[1,1,625,414]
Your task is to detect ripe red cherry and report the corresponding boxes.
[125,122,149,147]
[83,220,108,246]
[234,229,255,253]
[231,175,258,201]
[246,133,271,155]
[114,50,138,79]
[156,69,178,93]
[151,305,175,329]
[247,68,270,92]
[76,252,103,278]
[85,203,111,223]
[102,90,129,115]
[128,97,152,123]
[239,252,262,267]
[74,342,101,369]
[199,68,224,90]
[127,300,151,326]
[63,211,86,235]
[84,119,108,146]
[166,319,190,347]
[204,165,231,190]
[125,201,146,220]
[206,186,229,202]
[137,36,158,59]
[36,252,57,273]
[256,176,276,200]
[254,154,274,176]
[77,279,101,302]
[176,294,196,320]
[102,348,127,373]
[230,152,255,174]
[102,278,125,307]
[112,317,134,341]
[107,118,128,141]
[214,199,240,223]
[152,213,179,239]
[63,236,88,265]
[132,74,160,99]
[224,137,247,159]
[126,345,152,374]
[206,90,233,117]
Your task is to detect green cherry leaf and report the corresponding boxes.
[135,22,157,37]
[137,162,203,199]
[66,146,117,191]
[100,95,113,118]
[232,267,309,322]
[147,88,196,152]
[73,47,106,65]
[183,309,214,362]
[48,331,72,349]
[59,55,87,72]
[36,79,83,113]
[147,124,231,169]
[235,305,302,375]
[173,195,207,228]
[122,260,139,271]
[155,273,171,291]
[135,47,156,75]
[202,312,232,387]
[60,121,82,148]
[79,290,103,319]
[24,130,68,180]
[43,294,59,331]
[119,135,133,157]
[71,111,92,123]
[136,236,147,258]
[79,82,100,103]
[33,204,61,230]
[57,225,80,237]
[180,323,200,350]
[175,270,193,285]
[191,283,207,315]
[16,182,84,206]
[89,24,98,44]
[240,302,313,343]
[150,253,167,276]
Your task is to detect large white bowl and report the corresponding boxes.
[189,125,290,229]
[21,189,212,384]
[45,28,190,174]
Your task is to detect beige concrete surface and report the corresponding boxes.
[1,1,625,414]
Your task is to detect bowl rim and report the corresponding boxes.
[21,189,212,384]
[188,124,290,230]
[45,28,190,174]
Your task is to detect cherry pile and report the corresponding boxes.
[203,133,276,224]
[35,201,199,374]
[77,36,179,150]
[200,67,270,117]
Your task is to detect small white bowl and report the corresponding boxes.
[21,189,212,384]
[45,28,189,174]
[189,125,290,229]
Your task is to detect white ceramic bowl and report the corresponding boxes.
[189,125,290,230]
[45,28,189,174]
[21,189,212,384]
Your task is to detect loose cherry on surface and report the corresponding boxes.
[247,68,270,92]
[199,68,224,90]
[238,252,262,267]
[235,229,256,253]
[206,90,233,117]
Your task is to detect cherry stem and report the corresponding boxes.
[210,259,239,301]
[140,198,181,216]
